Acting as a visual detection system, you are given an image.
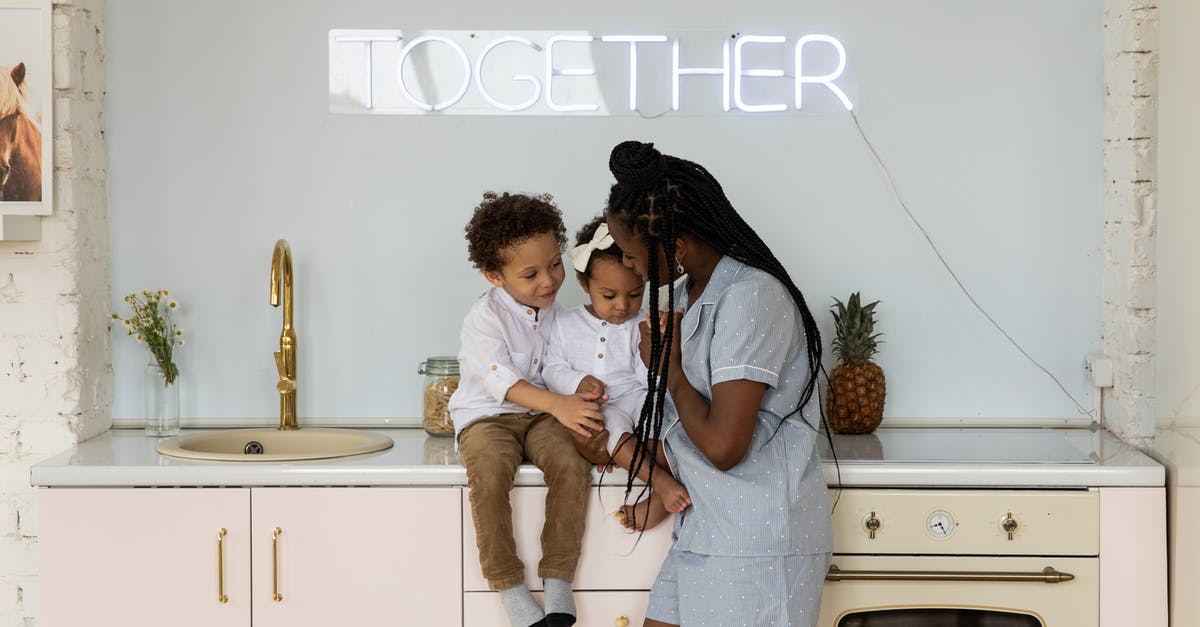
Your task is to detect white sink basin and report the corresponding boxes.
[155,428,394,461]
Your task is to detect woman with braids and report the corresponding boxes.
[604,140,832,627]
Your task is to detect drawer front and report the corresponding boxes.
[832,488,1099,555]
[464,591,648,627]
[463,486,673,591]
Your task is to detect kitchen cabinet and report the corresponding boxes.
[462,486,673,624]
[33,428,1165,627]
[39,487,462,627]
[251,487,462,627]
[463,486,672,592]
[39,488,252,627]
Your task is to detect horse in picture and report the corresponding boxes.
[0,62,42,202]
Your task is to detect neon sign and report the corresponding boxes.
[329,30,854,115]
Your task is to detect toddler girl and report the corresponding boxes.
[543,216,690,529]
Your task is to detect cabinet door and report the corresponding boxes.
[251,487,462,627]
[39,488,252,627]
[463,486,673,592]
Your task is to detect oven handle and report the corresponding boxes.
[826,565,1075,584]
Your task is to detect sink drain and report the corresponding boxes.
[244,441,265,455]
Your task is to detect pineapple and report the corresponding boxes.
[828,293,886,434]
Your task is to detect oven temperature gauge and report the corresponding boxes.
[925,509,957,540]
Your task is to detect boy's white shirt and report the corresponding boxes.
[448,286,560,437]
[543,305,648,402]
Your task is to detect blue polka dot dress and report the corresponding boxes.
[645,256,832,627]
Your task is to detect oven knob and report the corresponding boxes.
[864,511,881,539]
[1001,512,1019,540]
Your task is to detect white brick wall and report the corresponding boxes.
[0,2,109,625]
[1103,0,1159,447]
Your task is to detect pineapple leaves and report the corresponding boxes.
[830,291,882,364]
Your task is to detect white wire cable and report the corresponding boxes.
[848,110,1095,418]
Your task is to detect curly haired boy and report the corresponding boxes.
[449,192,606,627]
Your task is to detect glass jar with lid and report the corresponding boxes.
[419,356,460,436]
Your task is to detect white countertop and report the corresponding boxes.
[30,426,1163,488]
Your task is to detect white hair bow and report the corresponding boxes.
[570,222,615,272]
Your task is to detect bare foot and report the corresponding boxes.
[654,474,691,513]
[615,494,671,531]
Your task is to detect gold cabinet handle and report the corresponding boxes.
[615,617,629,627]
[272,527,283,602]
[216,528,229,603]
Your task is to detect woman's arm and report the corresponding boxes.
[667,376,765,471]
[641,311,767,471]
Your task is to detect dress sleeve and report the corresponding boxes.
[708,278,796,388]
[459,307,523,404]
[542,323,587,395]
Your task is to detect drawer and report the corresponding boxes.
[464,591,648,627]
[463,486,673,591]
[832,488,1099,555]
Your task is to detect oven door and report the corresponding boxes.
[818,555,1098,626]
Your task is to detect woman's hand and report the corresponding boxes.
[639,309,684,378]
[549,392,606,438]
[570,427,613,469]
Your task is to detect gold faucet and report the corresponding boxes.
[270,239,298,430]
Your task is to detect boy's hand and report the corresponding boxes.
[550,393,606,438]
[576,375,609,401]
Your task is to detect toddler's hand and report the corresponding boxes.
[551,393,606,438]
[576,375,608,401]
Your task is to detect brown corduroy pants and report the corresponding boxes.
[458,412,592,590]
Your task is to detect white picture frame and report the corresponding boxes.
[0,0,52,215]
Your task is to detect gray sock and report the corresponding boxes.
[543,578,575,618]
[499,583,545,627]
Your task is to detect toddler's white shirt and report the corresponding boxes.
[448,286,560,437]
[543,306,647,401]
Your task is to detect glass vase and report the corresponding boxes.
[145,361,180,437]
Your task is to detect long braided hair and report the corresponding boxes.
[605,140,825,500]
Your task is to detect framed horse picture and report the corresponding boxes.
[0,0,52,215]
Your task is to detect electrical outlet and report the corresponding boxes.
[1084,354,1114,388]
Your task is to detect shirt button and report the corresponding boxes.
[532,324,538,330]
[597,353,604,359]
[526,309,533,315]
[533,358,539,365]
[600,337,606,342]
[490,365,497,371]
[601,321,608,326]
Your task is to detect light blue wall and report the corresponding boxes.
[106,0,1104,424]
